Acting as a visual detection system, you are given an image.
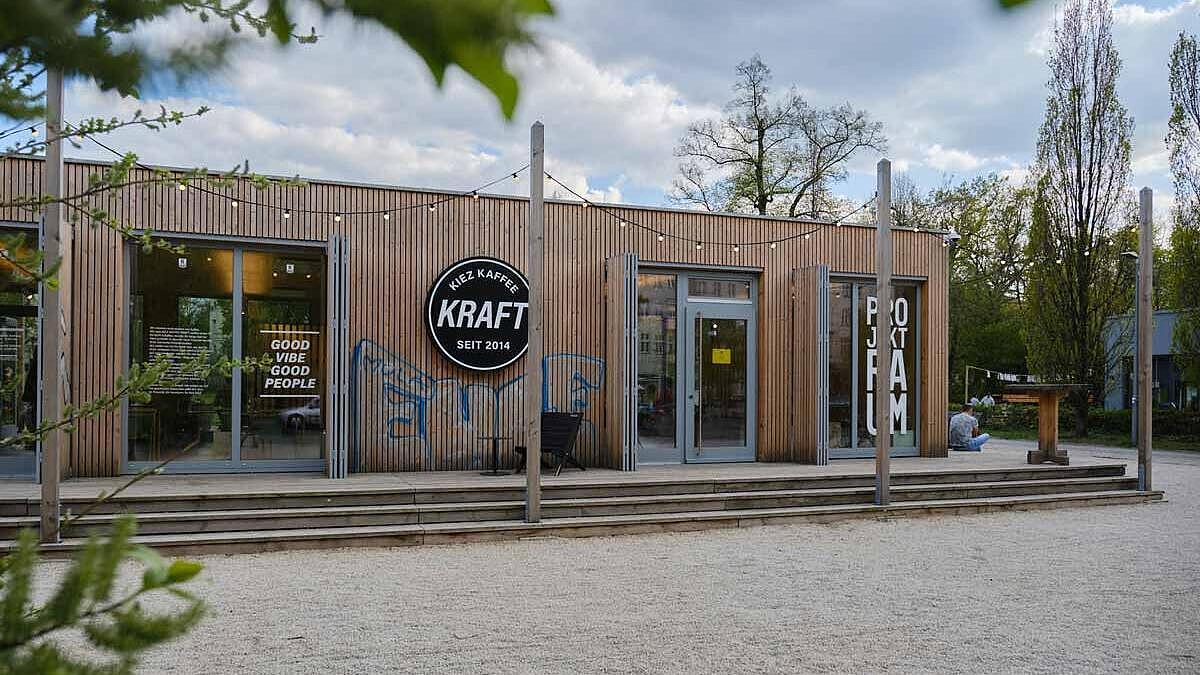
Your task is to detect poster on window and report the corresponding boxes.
[255,327,322,399]
[857,285,918,448]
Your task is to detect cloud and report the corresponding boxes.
[1113,0,1200,26]
[50,0,1198,211]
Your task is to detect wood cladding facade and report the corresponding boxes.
[1,157,949,477]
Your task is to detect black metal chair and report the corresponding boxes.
[514,412,585,476]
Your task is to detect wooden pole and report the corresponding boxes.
[874,159,892,506]
[525,122,544,522]
[1136,187,1152,492]
[39,68,66,543]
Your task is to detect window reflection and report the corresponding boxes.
[129,247,234,462]
[241,251,325,461]
[688,278,751,300]
[636,274,677,462]
[0,228,39,476]
[828,282,853,448]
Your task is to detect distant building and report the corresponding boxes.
[1104,310,1198,412]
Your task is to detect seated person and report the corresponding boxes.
[948,403,990,452]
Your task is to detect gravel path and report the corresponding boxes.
[47,442,1200,673]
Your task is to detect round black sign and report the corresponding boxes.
[424,257,530,371]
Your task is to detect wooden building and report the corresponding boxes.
[0,156,948,479]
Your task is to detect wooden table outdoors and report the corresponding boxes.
[1004,383,1088,466]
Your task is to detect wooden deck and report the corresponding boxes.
[0,442,1123,502]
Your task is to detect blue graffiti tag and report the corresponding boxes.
[350,339,604,471]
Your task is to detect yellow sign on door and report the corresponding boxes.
[711,348,731,364]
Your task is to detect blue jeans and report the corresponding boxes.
[964,433,990,451]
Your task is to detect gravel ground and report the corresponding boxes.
[43,442,1200,674]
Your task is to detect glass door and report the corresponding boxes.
[684,302,756,463]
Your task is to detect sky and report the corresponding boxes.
[33,0,1200,217]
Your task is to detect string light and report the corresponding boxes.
[29,127,37,137]
[428,204,437,212]
[541,171,868,252]
[230,200,239,208]
[78,131,531,220]
[382,212,390,220]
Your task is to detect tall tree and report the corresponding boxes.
[1024,0,1134,435]
[1165,30,1200,386]
[670,55,885,218]
[894,173,1033,399]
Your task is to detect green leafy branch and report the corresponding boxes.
[0,517,205,674]
[3,106,212,157]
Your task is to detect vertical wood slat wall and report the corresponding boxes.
[1,157,949,477]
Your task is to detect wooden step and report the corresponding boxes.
[0,464,1130,517]
[17,489,1164,557]
[1,476,1140,539]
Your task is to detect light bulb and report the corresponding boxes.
[733,244,740,253]
[334,214,342,222]
[695,241,703,250]
[619,219,627,228]
[283,210,291,219]
[383,212,390,220]
[177,183,186,191]
[512,173,520,182]
[428,204,437,212]
[231,200,239,208]
[770,242,777,249]
[804,233,811,240]
[657,234,665,242]
[472,192,480,200]
[581,201,589,209]
[29,127,38,137]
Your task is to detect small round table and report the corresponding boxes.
[478,434,513,476]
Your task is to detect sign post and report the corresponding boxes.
[874,159,892,506]
[525,122,545,522]
[1136,187,1152,492]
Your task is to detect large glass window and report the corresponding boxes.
[828,280,920,454]
[241,251,325,461]
[828,282,853,449]
[636,274,677,462]
[0,227,39,477]
[129,247,234,462]
[128,244,326,469]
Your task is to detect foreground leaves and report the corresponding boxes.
[0,516,205,675]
